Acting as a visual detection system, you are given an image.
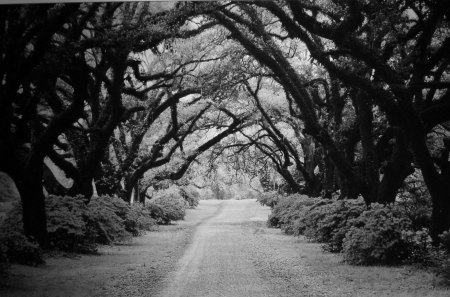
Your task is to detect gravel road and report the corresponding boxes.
[155,199,274,297]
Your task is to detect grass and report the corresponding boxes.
[246,220,449,297]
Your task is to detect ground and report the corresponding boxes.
[1,199,448,297]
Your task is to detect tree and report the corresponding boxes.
[208,0,450,240]
[0,3,97,245]
[0,2,215,244]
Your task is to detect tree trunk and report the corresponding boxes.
[355,91,379,204]
[427,176,450,242]
[277,167,303,194]
[20,149,48,246]
[405,115,450,241]
[376,127,413,203]
[322,155,334,198]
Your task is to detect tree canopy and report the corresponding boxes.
[1,0,449,244]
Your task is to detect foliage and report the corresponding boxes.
[47,194,157,250]
[179,186,200,209]
[85,196,132,245]
[342,204,414,265]
[146,203,166,222]
[0,203,44,269]
[46,195,95,252]
[293,198,366,253]
[257,191,280,208]
[436,257,450,286]
[265,193,446,267]
[211,183,230,200]
[148,188,188,224]
[267,194,320,234]
[0,195,156,257]
[93,195,157,236]
[439,229,450,254]
[0,241,9,276]
[0,231,44,267]
[397,171,432,230]
[125,203,158,236]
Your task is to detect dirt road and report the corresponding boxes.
[155,199,274,297]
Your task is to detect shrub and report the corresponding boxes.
[46,195,95,252]
[267,194,321,234]
[0,195,157,262]
[94,195,157,236]
[0,203,44,267]
[291,199,334,238]
[257,191,280,208]
[396,197,431,231]
[397,170,432,230]
[180,186,200,209]
[146,203,166,222]
[0,231,44,266]
[436,257,450,286]
[294,198,366,253]
[148,188,187,224]
[86,196,131,245]
[124,203,157,236]
[439,229,450,253]
[47,195,157,251]
[342,204,414,265]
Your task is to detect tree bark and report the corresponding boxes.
[376,127,413,203]
[405,114,450,241]
[355,90,379,204]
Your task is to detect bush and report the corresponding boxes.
[397,170,432,230]
[93,195,157,236]
[86,196,131,245]
[148,188,187,224]
[180,186,200,209]
[291,199,334,238]
[0,231,44,266]
[46,195,95,252]
[124,203,157,236]
[47,195,158,251]
[439,229,450,253]
[267,194,321,234]
[257,191,280,208]
[0,195,157,268]
[0,203,44,268]
[146,203,166,222]
[294,198,366,253]
[436,257,450,286]
[342,204,414,265]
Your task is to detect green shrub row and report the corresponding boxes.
[0,187,201,276]
[0,194,159,275]
[267,194,322,234]
[265,194,439,266]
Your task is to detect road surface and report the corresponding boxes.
[155,199,273,297]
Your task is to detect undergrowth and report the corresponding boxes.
[262,190,449,282]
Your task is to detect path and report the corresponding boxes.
[155,199,273,297]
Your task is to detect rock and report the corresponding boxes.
[0,171,20,203]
